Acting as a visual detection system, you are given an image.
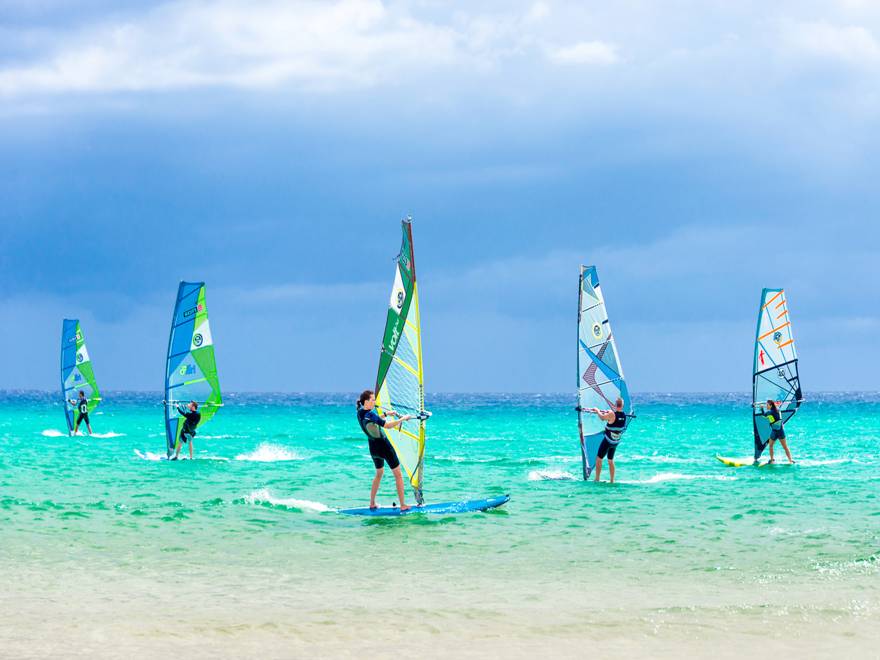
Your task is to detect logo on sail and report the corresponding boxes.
[592,323,602,340]
[396,290,405,310]
[76,353,84,364]
[193,333,204,347]
[179,364,195,376]
[773,331,782,343]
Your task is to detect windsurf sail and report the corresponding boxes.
[753,288,802,460]
[375,218,429,505]
[576,266,633,480]
[164,281,222,457]
[60,319,100,434]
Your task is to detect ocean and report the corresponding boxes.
[1,391,878,658]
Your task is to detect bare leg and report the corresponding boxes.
[392,466,410,511]
[780,438,794,463]
[609,459,615,484]
[594,457,603,482]
[189,440,194,460]
[370,468,383,508]
[86,422,93,435]
[768,440,775,463]
[72,423,79,436]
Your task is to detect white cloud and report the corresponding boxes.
[546,40,619,65]
[781,20,880,67]
[0,0,460,95]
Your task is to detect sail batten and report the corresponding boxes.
[752,288,802,460]
[576,266,633,480]
[375,218,428,505]
[60,319,100,434]
[164,281,222,457]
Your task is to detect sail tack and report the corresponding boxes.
[164,281,222,456]
[577,266,631,479]
[753,288,802,459]
[375,219,428,504]
[60,319,100,433]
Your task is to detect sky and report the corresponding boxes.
[1,0,878,393]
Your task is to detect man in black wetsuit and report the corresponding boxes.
[356,389,413,510]
[587,397,628,483]
[172,401,201,460]
[67,390,93,436]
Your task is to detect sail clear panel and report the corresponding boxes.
[164,282,222,456]
[577,266,632,479]
[753,288,802,459]
[375,219,428,504]
[60,319,100,433]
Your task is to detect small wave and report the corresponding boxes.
[623,472,737,485]
[244,489,330,512]
[235,443,304,462]
[41,429,67,437]
[629,454,700,465]
[135,450,163,461]
[91,432,125,438]
[797,458,851,467]
[528,469,576,481]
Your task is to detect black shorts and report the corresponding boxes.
[180,430,195,444]
[597,437,618,460]
[369,436,400,470]
[76,412,89,425]
[770,428,786,441]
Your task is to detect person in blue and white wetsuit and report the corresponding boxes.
[759,399,794,464]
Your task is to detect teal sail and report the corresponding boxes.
[753,288,802,460]
[164,282,222,457]
[576,266,632,479]
[60,319,100,434]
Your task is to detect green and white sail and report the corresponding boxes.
[753,288,802,459]
[164,281,222,457]
[577,266,632,479]
[60,319,100,434]
[375,218,429,504]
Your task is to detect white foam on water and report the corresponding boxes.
[623,472,737,485]
[135,449,164,461]
[528,469,576,481]
[41,429,67,437]
[91,432,126,438]
[245,488,330,512]
[235,443,304,462]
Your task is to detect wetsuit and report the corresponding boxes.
[597,410,627,460]
[357,407,400,470]
[73,397,89,427]
[762,407,786,441]
[177,405,201,444]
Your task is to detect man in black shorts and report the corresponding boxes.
[587,397,628,483]
[171,401,201,460]
[67,390,93,436]
[356,389,413,510]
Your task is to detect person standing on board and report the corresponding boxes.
[758,399,795,464]
[172,401,201,460]
[587,397,628,483]
[356,390,414,510]
[67,390,93,436]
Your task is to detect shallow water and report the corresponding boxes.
[1,391,878,658]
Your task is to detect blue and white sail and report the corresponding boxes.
[753,288,802,460]
[576,266,632,479]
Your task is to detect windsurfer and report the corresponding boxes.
[356,389,413,510]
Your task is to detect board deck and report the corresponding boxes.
[715,454,787,468]
[339,494,510,517]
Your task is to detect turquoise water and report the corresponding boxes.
[1,391,878,657]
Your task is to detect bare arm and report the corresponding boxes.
[587,408,616,423]
[383,415,412,430]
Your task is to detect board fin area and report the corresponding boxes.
[339,494,510,517]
